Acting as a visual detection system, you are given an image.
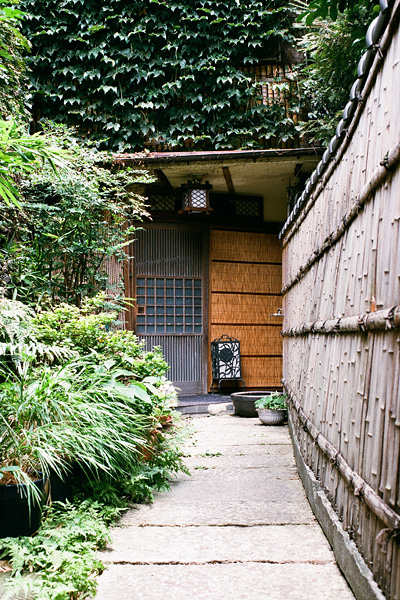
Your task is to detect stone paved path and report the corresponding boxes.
[94,414,355,600]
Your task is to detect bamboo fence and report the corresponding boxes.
[281,7,400,598]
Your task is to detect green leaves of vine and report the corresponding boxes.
[20,0,298,151]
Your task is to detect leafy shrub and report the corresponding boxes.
[296,0,374,144]
[1,126,152,304]
[32,301,118,354]
[0,296,188,600]
[0,358,154,488]
[0,297,35,345]
[0,500,111,600]
[32,297,169,377]
[254,392,288,410]
[0,298,74,372]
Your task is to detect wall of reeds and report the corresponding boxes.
[281,6,400,599]
[210,229,283,389]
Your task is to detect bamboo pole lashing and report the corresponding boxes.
[282,305,400,337]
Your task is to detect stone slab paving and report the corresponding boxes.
[103,524,334,564]
[94,414,355,599]
[94,563,354,600]
[119,499,316,527]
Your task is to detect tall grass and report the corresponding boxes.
[0,358,154,504]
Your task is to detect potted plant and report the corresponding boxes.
[231,390,280,417]
[0,367,65,537]
[0,356,154,537]
[254,392,288,425]
[0,465,48,538]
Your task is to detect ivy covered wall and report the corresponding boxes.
[0,2,29,120]
[21,0,301,151]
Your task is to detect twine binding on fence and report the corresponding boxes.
[281,305,400,337]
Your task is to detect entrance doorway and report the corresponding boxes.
[133,226,207,394]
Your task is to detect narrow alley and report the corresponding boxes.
[94,415,354,600]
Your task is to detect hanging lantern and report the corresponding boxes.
[181,179,212,213]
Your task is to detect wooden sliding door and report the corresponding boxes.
[133,225,207,395]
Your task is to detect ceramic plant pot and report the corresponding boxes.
[231,391,278,417]
[49,469,73,504]
[0,477,47,538]
[257,408,287,425]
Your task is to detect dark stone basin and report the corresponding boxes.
[231,390,278,417]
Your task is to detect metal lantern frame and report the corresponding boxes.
[211,334,246,394]
[181,179,212,213]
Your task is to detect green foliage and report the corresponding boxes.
[296,0,374,23]
[0,298,182,497]
[21,0,300,151]
[0,119,67,207]
[0,296,34,345]
[0,501,110,600]
[0,348,188,598]
[0,358,154,489]
[296,0,375,144]
[254,391,288,409]
[0,0,29,120]
[121,445,190,503]
[0,298,74,368]
[32,298,169,377]
[1,127,152,303]
[80,418,190,505]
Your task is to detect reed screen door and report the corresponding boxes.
[134,227,205,394]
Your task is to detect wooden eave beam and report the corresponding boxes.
[222,166,235,194]
[154,169,173,189]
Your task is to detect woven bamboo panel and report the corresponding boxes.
[211,230,282,263]
[210,325,283,356]
[241,357,282,388]
[283,166,400,330]
[211,263,282,294]
[210,229,283,391]
[211,293,283,324]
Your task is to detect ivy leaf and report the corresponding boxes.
[21,0,299,152]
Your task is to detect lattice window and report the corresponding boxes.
[136,277,202,334]
[147,191,263,219]
[235,196,263,218]
[149,193,177,212]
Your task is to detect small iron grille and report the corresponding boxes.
[235,196,263,217]
[211,336,242,380]
[149,193,178,212]
[211,334,245,393]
